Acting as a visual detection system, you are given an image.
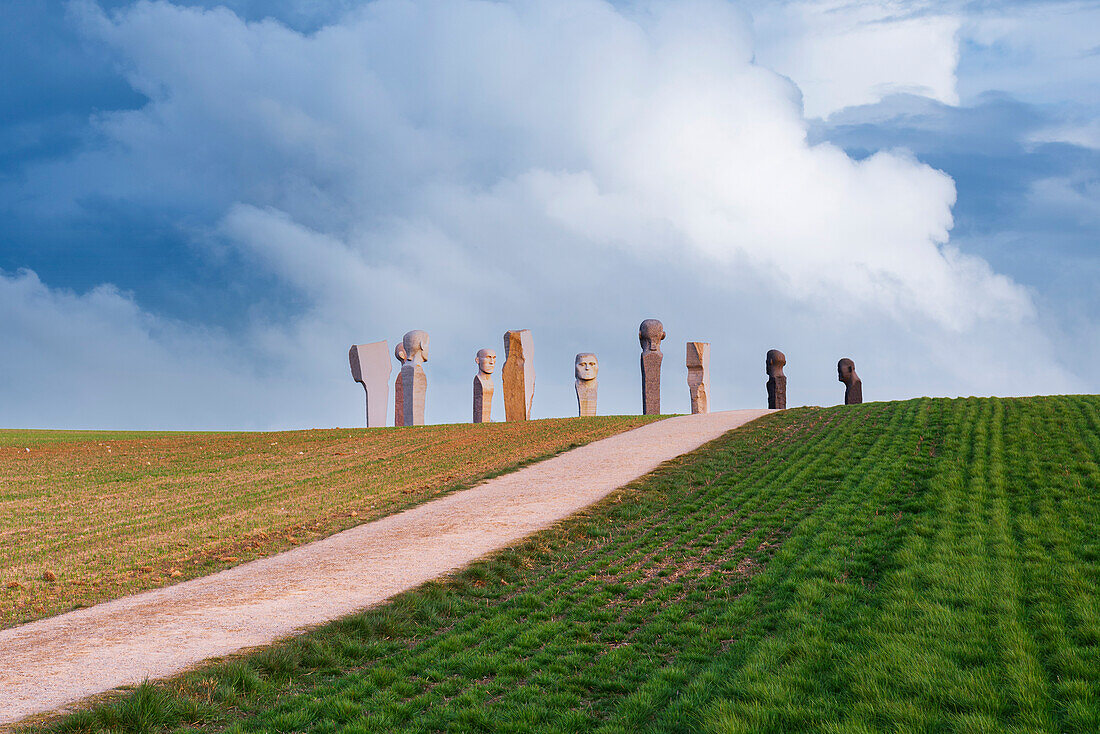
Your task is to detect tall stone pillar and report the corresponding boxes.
[349,340,391,427]
[686,342,710,415]
[473,348,496,423]
[502,329,535,421]
[639,319,666,415]
[396,330,429,426]
[393,342,406,427]
[766,349,786,410]
[575,353,598,417]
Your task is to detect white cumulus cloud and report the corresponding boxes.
[0,0,1082,429]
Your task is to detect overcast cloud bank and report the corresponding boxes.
[0,0,1089,428]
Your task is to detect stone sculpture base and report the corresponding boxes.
[845,380,863,405]
[576,380,597,417]
[394,372,405,426]
[641,351,662,415]
[767,376,786,410]
[473,375,493,423]
[401,364,426,426]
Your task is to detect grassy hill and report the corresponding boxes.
[27,396,1100,732]
[0,417,657,628]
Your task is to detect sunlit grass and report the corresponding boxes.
[0,416,657,628]
[25,396,1100,733]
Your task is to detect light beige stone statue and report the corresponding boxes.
[393,342,406,427]
[639,319,665,415]
[575,353,598,417]
[686,342,710,414]
[502,329,535,421]
[349,340,391,428]
[473,348,496,423]
[396,330,429,426]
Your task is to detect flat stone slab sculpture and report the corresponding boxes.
[686,342,710,414]
[766,349,786,410]
[838,358,863,405]
[348,341,391,428]
[397,330,429,426]
[393,342,406,427]
[502,329,535,421]
[473,348,496,423]
[639,319,665,415]
[575,353,598,417]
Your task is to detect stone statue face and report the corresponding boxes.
[639,319,666,352]
[575,353,598,381]
[838,358,855,384]
[476,348,497,375]
[397,329,429,365]
[766,349,786,377]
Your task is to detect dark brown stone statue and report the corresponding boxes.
[838,358,863,405]
[639,319,665,415]
[766,349,786,410]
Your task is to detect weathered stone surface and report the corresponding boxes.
[575,353,598,417]
[396,330,429,426]
[393,342,406,427]
[502,329,535,421]
[473,348,496,423]
[639,319,665,415]
[348,341,391,428]
[838,358,863,405]
[766,349,786,410]
[686,342,710,415]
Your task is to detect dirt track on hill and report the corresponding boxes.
[0,409,769,725]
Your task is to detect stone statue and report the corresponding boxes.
[396,330,429,426]
[686,342,710,414]
[473,348,496,423]
[393,342,406,427]
[766,349,786,410]
[349,340,391,428]
[575,353,598,417]
[838,358,863,405]
[639,319,665,415]
[502,329,535,421]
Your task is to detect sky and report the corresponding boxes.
[1,0,1098,429]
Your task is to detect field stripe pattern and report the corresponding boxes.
[27,396,1100,733]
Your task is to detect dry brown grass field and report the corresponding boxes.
[0,417,656,629]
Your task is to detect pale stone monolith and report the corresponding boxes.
[473,348,496,423]
[686,342,710,415]
[838,358,863,405]
[393,342,406,427]
[349,341,391,428]
[502,329,535,421]
[396,330,429,426]
[766,349,786,410]
[639,319,665,415]
[575,353,598,417]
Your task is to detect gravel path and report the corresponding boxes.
[0,409,769,724]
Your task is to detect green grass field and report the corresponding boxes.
[32,396,1100,733]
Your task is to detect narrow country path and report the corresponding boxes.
[0,409,769,725]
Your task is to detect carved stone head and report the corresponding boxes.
[396,329,429,365]
[766,349,786,378]
[476,348,497,375]
[575,353,598,381]
[639,319,666,352]
[837,358,857,384]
